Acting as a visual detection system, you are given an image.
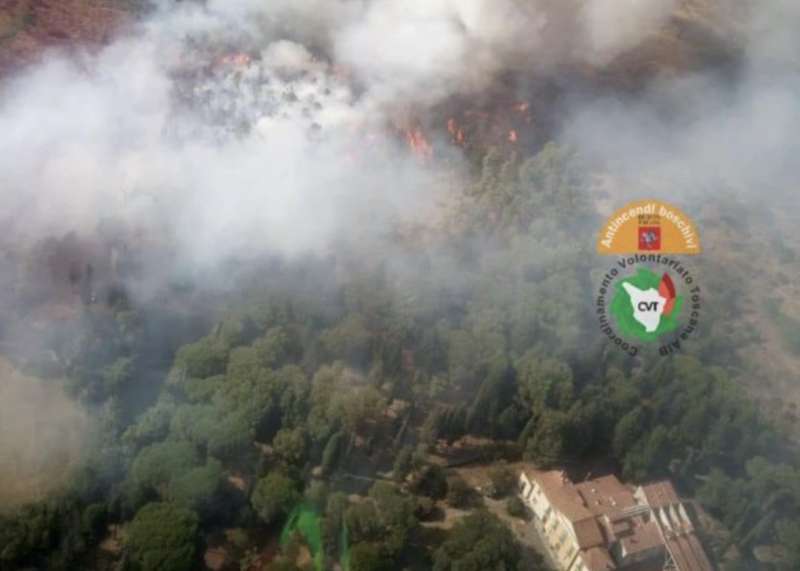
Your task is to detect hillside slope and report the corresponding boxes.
[0,0,131,75]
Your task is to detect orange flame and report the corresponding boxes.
[218,52,252,67]
[406,128,433,159]
[447,118,466,146]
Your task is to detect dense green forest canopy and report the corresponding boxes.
[0,142,799,571]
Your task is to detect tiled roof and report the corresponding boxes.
[580,546,616,571]
[639,481,680,508]
[575,475,636,517]
[619,520,662,555]
[524,468,593,521]
[522,467,714,571]
[664,533,714,571]
[573,518,605,549]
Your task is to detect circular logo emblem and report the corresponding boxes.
[610,268,682,343]
[594,199,703,357]
[596,256,702,357]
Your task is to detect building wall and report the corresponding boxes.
[519,473,550,520]
[518,473,581,570]
[549,512,580,569]
[519,470,712,571]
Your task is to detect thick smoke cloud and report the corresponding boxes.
[332,0,679,106]
[562,1,800,201]
[1,0,796,501]
[0,0,685,272]
[0,22,441,271]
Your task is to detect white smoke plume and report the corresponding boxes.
[0,0,684,276]
[1,0,798,506]
[332,0,680,106]
[0,0,794,313]
[562,0,800,201]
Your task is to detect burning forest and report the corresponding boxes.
[1,1,800,571]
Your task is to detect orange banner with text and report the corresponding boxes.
[596,200,701,255]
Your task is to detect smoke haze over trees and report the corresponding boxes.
[0,0,799,570]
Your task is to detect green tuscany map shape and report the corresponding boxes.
[610,267,683,342]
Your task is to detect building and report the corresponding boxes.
[518,467,714,571]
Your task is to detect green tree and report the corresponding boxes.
[446,475,472,508]
[323,492,349,556]
[267,556,302,571]
[523,410,571,467]
[506,497,527,520]
[305,481,329,511]
[251,473,301,525]
[516,353,574,414]
[123,398,177,449]
[487,465,515,499]
[432,511,524,571]
[172,336,229,380]
[308,364,386,441]
[466,356,516,436]
[131,441,200,498]
[623,425,671,481]
[168,460,223,517]
[612,407,646,459]
[207,412,252,463]
[777,519,800,570]
[320,314,372,365]
[101,357,134,396]
[127,503,198,571]
[254,326,301,368]
[217,315,257,349]
[393,446,414,483]
[410,465,448,500]
[346,482,417,560]
[447,329,481,388]
[169,404,217,447]
[349,542,389,571]
[81,503,107,542]
[321,431,345,476]
[272,428,308,468]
